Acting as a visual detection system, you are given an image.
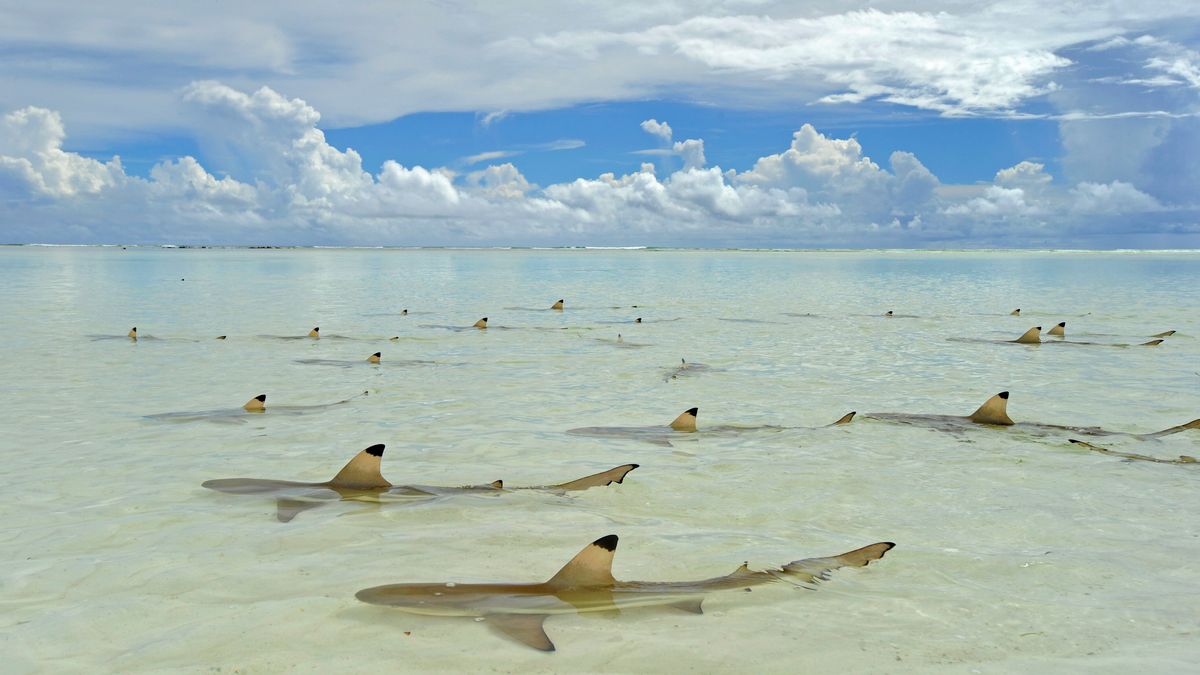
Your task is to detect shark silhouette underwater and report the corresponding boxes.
[202,444,639,521]
[355,535,895,652]
[853,391,1198,440]
[146,392,369,424]
[294,352,435,368]
[566,408,855,447]
[89,327,189,342]
[949,326,1166,347]
[662,359,721,382]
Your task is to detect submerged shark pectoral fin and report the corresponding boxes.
[553,464,639,491]
[547,535,618,588]
[967,391,1014,426]
[486,613,555,652]
[327,444,391,489]
[669,408,698,432]
[782,542,896,584]
[276,498,326,523]
[243,394,267,412]
[667,598,705,614]
[831,411,856,426]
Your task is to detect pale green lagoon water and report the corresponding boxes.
[1,247,1198,674]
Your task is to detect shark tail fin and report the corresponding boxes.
[473,318,488,329]
[547,535,618,588]
[782,542,895,584]
[327,444,391,489]
[128,327,138,338]
[308,327,320,337]
[553,464,639,491]
[1047,322,1066,336]
[1014,327,1042,344]
[669,407,699,432]
[831,411,856,426]
[367,352,381,364]
[1150,330,1175,338]
[487,614,555,652]
[243,394,267,412]
[551,299,564,310]
[1141,339,1164,346]
[968,391,1014,425]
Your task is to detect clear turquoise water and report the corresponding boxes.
[1,247,1197,673]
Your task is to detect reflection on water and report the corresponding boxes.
[1,247,1198,672]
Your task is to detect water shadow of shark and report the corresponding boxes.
[355,535,894,652]
[202,444,639,521]
[566,408,855,447]
[146,392,368,424]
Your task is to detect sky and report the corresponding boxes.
[1,1,1198,247]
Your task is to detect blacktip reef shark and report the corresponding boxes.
[567,408,855,447]
[856,391,1199,439]
[355,535,895,652]
[202,444,639,522]
[294,352,435,368]
[662,359,720,382]
[597,333,651,348]
[949,326,1166,347]
[420,317,494,331]
[146,391,369,424]
[504,299,566,311]
[1067,439,1198,465]
[89,327,161,341]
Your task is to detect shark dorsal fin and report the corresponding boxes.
[368,352,381,364]
[635,317,642,323]
[669,407,698,431]
[216,335,227,340]
[547,535,618,588]
[128,327,138,339]
[1150,330,1175,338]
[474,318,488,329]
[616,333,623,342]
[401,309,408,315]
[327,444,391,489]
[885,311,893,317]
[832,411,856,426]
[1010,308,1020,316]
[243,394,266,412]
[1047,322,1066,336]
[551,299,564,310]
[1141,339,1164,346]
[490,479,503,489]
[968,391,1014,425]
[308,327,320,338]
[1014,327,1042,344]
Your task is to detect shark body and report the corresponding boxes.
[355,535,894,652]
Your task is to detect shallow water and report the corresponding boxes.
[1,247,1198,673]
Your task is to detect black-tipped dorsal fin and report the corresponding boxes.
[547,535,618,588]
[831,411,856,426]
[486,614,554,652]
[669,407,698,431]
[1150,330,1175,338]
[308,327,320,337]
[782,542,895,583]
[1047,322,1066,336]
[551,299,564,310]
[216,335,227,340]
[243,394,267,412]
[967,391,1014,425]
[473,317,488,329]
[1013,327,1041,344]
[490,479,504,489]
[327,444,391,489]
[128,327,138,338]
[367,352,381,363]
[553,464,639,491]
[1141,339,1164,346]
[1010,308,1020,316]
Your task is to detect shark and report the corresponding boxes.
[420,318,495,331]
[202,444,639,521]
[294,352,435,368]
[858,391,1199,439]
[950,326,1165,347]
[597,333,651,348]
[662,358,720,382]
[89,327,169,341]
[146,391,369,424]
[566,408,855,447]
[355,535,895,652]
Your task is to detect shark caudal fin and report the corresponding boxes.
[327,444,391,489]
[243,394,267,412]
[831,412,856,426]
[473,317,488,329]
[782,542,895,584]
[551,299,564,310]
[1047,322,1066,337]
[669,407,699,432]
[1150,330,1175,338]
[1010,308,1020,316]
[367,352,381,364]
[547,535,618,588]
[553,464,639,491]
[967,391,1015,425]
[308,327,320,338]
[1013,327,1042,344]
[128,327,138,339]
[1141,339,1164,346]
